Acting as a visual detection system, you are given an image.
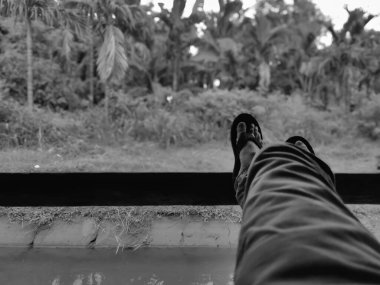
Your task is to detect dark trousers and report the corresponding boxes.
[234,143,380,284]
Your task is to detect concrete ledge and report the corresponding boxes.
[149,217,240,247]
[94,217,240,248]
[0,216,241,248]
[34,218,97,248]
[0,217,36,247]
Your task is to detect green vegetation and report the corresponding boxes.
[0,0,379,249]
[0,0,379,168]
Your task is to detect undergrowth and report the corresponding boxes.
[0,89,378,152]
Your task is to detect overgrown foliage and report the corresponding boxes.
[0,0,380,150]
[2,87,377,151]
[0,99,69,148]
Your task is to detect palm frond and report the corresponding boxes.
[59,7,89,38]
[114,4,135,29]
[1,0,26,21]
[62,0,94,11]
[97,25,128,82]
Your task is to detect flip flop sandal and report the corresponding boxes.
[286,135,336,185]
[230,113,263,181]
[286,136,315,154]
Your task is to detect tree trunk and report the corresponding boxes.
[172,52,180,91]
[26,17,33,111]
[88,13,95,106]
[146,72,155,94]
[170,1,183,92]
[104,82,109,124]
[258,61,271,94]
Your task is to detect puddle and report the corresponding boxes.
[0,248,236,285]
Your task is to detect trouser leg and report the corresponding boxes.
[234,143,380,284]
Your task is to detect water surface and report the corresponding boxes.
[0,247,236,285]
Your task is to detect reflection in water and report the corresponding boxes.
[52,272,105,285]
[0,248,236,285]
[50,272,233,285]
[50,272,234,285]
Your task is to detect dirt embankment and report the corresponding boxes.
[0,205,379,249]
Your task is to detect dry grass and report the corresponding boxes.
[0,137,378,173]
[316,138,380,173]
[0,141,234,172]
[0,206,242,227]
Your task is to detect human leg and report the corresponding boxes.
[231,116,380,284]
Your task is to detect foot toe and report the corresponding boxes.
[295,141,308,151]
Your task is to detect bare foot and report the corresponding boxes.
[295,140,309,152]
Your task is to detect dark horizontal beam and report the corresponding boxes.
[0,173,379,206]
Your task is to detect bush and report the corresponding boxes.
[0,100,69,149]
[1,86,365,150]
[266,94,353,144]
[81,91,201,147]
[181,89,269,141]
[84,88,355,147]
[356,96,380,140]
[102,88,268,146]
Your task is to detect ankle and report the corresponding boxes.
[239,141,257,172]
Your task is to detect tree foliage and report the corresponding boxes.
[0,0,379,113]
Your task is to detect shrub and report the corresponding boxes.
[0,100,69,149]
[181,89,267,141]
[356,96,380,140]
[266,94,353,144]
[106,91,200,147]
[1,86,364,150]
[91,88,355,147]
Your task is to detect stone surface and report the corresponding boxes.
[348,205,380,241]
[94,217,241,248]
[0,217,36,247]
[33,218,97,247]
[149,217,240,247]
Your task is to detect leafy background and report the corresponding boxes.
[0,0,379,172]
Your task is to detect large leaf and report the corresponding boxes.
[97,25,128,82]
